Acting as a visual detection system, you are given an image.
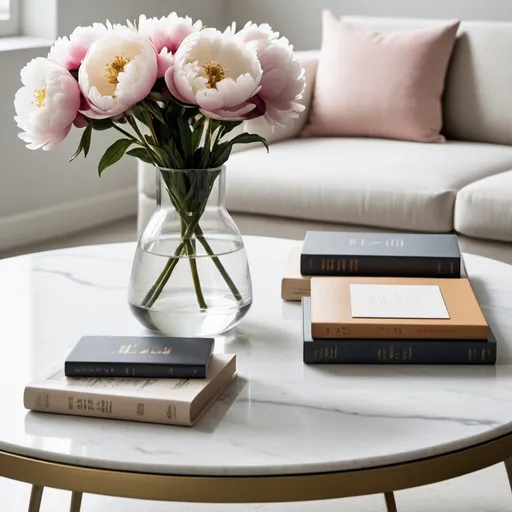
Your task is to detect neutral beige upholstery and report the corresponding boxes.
[138,16,512,264]
[226,138,512,232]
[455,171,512,242]
[231,213,512,267]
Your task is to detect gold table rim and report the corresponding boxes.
[1,432,511,503]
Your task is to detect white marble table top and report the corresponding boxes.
[1,236,512,477]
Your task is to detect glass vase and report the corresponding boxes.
[128,166,253,337]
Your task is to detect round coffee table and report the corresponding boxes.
[1,236,512,512]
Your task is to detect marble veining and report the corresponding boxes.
[1,237,512,477]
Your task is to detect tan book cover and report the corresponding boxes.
[311,277,488,340]
[282,244,311,301]
[24,354,236,427]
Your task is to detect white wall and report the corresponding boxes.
[1,0,226,252]
[228,0,512,50]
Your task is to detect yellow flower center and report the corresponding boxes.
[34,87,47,108]
[106,56,131,86]
[203,61,226,89]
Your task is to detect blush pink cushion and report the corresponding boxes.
[302,12,460,142]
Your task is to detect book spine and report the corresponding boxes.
[311,323,488,340]
[64,362,206,379]
[281,277,311,301]
[304,341,496,365]
[23,386,192,426]
[301,255,461,278]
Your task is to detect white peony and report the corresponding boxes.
[137,13,202,77]
[79,26,158,119]
[48,23,108,70]
[235,23,306,125]
[165,28,263,120]
[14,58,81,151]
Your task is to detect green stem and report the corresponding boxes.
[141,213,203,308]
[182,217,207,310]
[144,110,160,147]
[194,225,243,302]
[127,115,165,167]
[112,124,143,145]
[142,170,243,309]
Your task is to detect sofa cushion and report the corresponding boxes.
[455,171,512,243]
[342,17,512,147]
[303,12,459,143]
[226,138,512,233]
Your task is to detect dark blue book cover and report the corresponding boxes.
[65,336,215,378]
[302,299,496,365]
[301,232,461,278]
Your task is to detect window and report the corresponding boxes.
[0,0,19,36]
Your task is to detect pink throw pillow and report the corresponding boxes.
[302,12,460,142]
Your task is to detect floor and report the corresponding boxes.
[2,218,512,510]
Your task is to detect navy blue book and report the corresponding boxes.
[302,299,496,365]
[65,336,215,378]
[301,232,461,278]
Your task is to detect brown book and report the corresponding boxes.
[281,245,311,301]
[310,277,487,340]
[24,354,236,427]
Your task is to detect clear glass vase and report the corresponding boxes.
[128,166,253,337]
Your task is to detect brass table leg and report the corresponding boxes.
[504,459,512,491]
[28,485,44,512]
[69,492,83,512]
[384,491,398,512]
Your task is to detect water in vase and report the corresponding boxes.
[129,236,252,337]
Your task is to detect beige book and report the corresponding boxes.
[311,277,488,340]
[281,245,311,301]
[24,354,236,427]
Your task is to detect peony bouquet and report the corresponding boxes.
[14,13,305,331]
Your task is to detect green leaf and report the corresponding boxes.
[141,100,165,124]
[98,139,133,176]
[220,121,243,138]
[211,141,231,168]
[211,133,269,168]
[191,120,205,151]
[91,118,114,131]
[69,123,93,162]
[148,91,167,103]
[228,133,270,152]
[131,105,148,126]
[148,144,170,168]
[127,147,155,165]
[163,139,185,168]
[177,116,193,163]
[82,123,93,157]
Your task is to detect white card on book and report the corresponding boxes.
[349,284,450,319]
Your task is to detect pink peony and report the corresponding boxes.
[14,58,81,151]
[165,28,262,121]
[235,23,306,125]
[48,23,108,71]
[79,26,158,119]
[137,13,202,78]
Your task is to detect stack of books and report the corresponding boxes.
[290,232,496,365]
[24,336,237,426]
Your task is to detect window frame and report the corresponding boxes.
[0,0,20,37]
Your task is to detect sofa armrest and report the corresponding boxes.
[242,50,320,145]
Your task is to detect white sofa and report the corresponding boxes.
[138,16,512,265]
